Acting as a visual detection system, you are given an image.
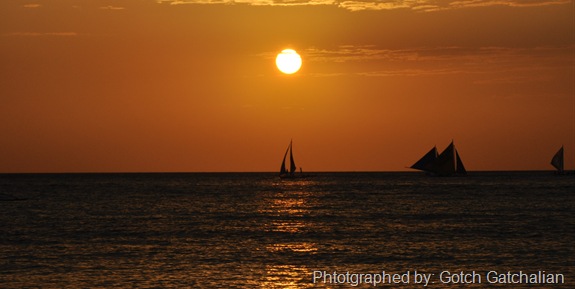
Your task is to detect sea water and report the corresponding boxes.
[0,172,573,288]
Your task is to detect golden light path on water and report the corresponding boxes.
[255,180,319,288]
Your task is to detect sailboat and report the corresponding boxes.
[550,146,564,174]
[279,140,298,178]
[410,141,467,176]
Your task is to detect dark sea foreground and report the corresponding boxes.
[0,171,573,288]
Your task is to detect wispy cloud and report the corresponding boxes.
[449,0,572,8]
[23,4,42,8]
[304,45,574,63]
[100,6,126,10]
[340,0,573,11]
[157,0,572,11]
[291,45,574,77]
[159,0,333,5]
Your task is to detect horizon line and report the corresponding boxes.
[0,169,569,175]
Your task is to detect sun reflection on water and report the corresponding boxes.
[256,265,312,289]
[266,242,318,253]
[270,197,307,215]
[258,190,315,233]
[268,220,307,233]
[253,186,319,288]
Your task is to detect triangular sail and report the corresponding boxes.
[279,142,290,176]
[289,142,296,175]
[455,150,467,175]
[410,147,438,172]
[433,141,457,176]
[551,146,564,173]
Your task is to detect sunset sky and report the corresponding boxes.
[1,0,573,173]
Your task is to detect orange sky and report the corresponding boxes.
[1,0,574,173]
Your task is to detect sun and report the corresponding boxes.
[276,49,302,74]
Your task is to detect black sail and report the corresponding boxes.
[551,146,564,173]
[410,146,438,173]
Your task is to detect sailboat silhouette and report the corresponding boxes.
[550,146,564,174]
[279,140,298,178]
[410,141,467,176]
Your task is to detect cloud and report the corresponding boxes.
[339,0,573,12]
[159,0,333,5]
[297,45,574,77]
[23,4,42,8]
[100,6,126,10]
[156,0,572,11]
[305,45,574,63]
[336,1,411,11]
[304,46,419,63]
[449,0,572,9]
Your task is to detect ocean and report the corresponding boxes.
[1,172,573,288]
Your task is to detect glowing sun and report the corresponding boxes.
[276,49,302,74]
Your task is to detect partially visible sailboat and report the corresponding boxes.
[410,141,467,176]
[550,146,564,174]
[279,140,298,178]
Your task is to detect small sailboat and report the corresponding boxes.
[410,141,467,176]
[550,146,564,174]
[279,140,298,178]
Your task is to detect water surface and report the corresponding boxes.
[1,172,573,288]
